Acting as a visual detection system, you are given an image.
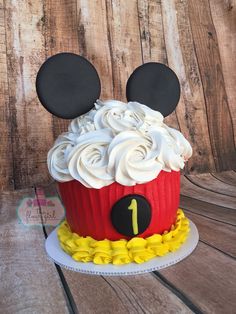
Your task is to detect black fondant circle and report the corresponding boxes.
[36,53,101,119]
[126,62,180,117]
[111,194,152,237]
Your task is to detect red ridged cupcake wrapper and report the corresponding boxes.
[58,170,180,241]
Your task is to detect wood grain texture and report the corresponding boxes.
[75,0,114,103]
[137,0,167,64]
[60,270,193,314]
[44,0,79,138]
[188,0,236,171]
[212,170,236,186]
[160,242,236,314]
[209,0,236,146]
[0,0,235,190]
[162,0,216,173]
[186,211,236,257]
[186,172,236,197]
[180,195,236,225]
[4,0,53,189]
[0,1,13,190]
[0,189,69,313]
[137,0,179,130]
[106,0,142,101]
[181,175,236,209]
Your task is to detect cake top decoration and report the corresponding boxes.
[36,53,192,188]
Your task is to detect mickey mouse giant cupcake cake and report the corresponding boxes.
[36,53,192,265]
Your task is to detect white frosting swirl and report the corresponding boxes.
[47,133,76,182]
[108,131,163,185]
[47,100,192,188]
[67,129,114,188]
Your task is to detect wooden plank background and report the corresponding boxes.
[0,0,236,191]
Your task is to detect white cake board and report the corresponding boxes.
[45,220,199,276]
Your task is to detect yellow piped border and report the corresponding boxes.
[57,209,190,265]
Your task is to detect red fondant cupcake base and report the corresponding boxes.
[58,170,180,241]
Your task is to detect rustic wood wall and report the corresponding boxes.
[0,0,235,191]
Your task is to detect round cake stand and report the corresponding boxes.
[45,220,199,276]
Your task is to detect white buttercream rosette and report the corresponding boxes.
[108,130,163,185]
[47,100,192,188]
[47,132,76,182]
[67,129,114,188]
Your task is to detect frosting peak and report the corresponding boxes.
[47,100,192,188]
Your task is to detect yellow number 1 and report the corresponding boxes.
[128,199,138,235]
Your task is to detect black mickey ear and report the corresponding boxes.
[126,62,180,117]
[36,52,101,119]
